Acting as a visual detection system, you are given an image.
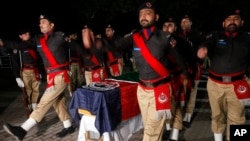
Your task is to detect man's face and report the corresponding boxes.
[95,39,102,49]
[222,15,243,32]
[139,8,158,28]
[162,22,176,33]
[19,32,30,41]
[105,28,114,38]
[39,19,54,34]
[180,18,192,31]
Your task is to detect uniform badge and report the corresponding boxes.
[93,72,100,78]
[237,85,247,94]
[146,2,152,8]
[158,92,168,103]
[170,38,177,48]
[13,49,18,54]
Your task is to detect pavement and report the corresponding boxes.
[0,67,249,141]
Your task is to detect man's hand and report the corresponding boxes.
[16,78,24,88]
[82,26,94,49]
[197,47,208,59]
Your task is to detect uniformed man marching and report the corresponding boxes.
[197,8,250,141]
[82,2,188,141]
[3,14,88,141]
[0,28,41,114]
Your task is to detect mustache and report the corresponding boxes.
[140,19,149,23]
[228,23,237,28]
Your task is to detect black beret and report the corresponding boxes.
[137,2,157,13]
[105,24,115,30]
[223,8,242,19]
[164,16,177,24]
[39,14,55,23]
[18,28,30,35]
[180,14,192,21]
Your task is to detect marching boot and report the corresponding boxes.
[170,128,179,141]
[56,125,75,137]
[214,133,223,141]
[3,123,27,141]
[183,113,192,128]
[162,123,172,140]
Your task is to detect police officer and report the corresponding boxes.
[3,14,88,140]
[178,14,205,128]
[197,8,250,141]
[103,24,125,77]
[0,28,41,112]
[67,31,85,96]
[83,2,188,141]
[162,16,197,140]
[81,32,107,85]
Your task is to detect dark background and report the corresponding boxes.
[0,0,249,40]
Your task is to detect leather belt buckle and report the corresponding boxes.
[222,76,231,82]
[145,82,153,88]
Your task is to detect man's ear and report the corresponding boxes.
[241,20,244,27]
[155,14,159,22]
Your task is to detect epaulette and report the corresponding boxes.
[205,30,217,39]
[205,33,213,39]
[55,31,65,36]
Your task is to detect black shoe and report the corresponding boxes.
[183,121,191,128]
[162,130,171,141]
[3,123,27,141]
[56,126,75,137]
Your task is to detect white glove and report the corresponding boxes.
[16,78,24,88]
[68,71,72,76]
[157,109,172,120]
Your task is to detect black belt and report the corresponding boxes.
[46,66,68,74]
[209,73,245,82]
[109,60,119,66]
[139,76,172,88]
[171,70,182,76]
[22,64,37,69]
[85,64,104,71]
[70,61,80,64]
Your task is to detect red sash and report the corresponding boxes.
[172,75,186,106]
[90,54,108,81]
[107,51,120,76]
[40,36,70,89]
[233,79,250,106]
[133,32,171,110]
[27,49,40,81]
[195,63,202,80]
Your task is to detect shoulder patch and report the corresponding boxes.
[55,31,65,36]
[170,38,177,48]
[205,33,213,39]
[13,49,18,54]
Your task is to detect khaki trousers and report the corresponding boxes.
[68,63,84,92]
[22,69,40,103]
[137,85,166,141]
[207,78,246,141]
[30,72,71,122]
[171,100,183,130]
[185,80,199,114]
[84,68,106,85]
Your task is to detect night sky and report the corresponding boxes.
[0,1,80,40]
[0,0,249,40]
